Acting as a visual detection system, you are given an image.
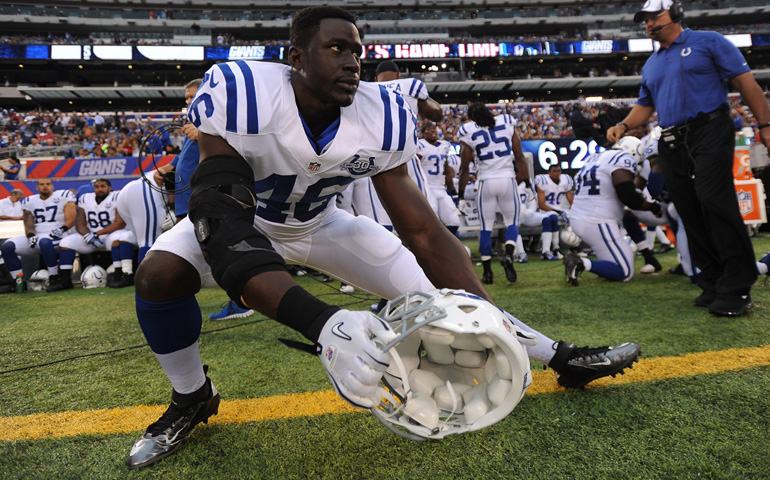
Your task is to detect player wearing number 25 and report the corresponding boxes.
[48,178,138,292]
[0,178,76,292]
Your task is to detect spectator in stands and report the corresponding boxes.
[0,188,24,221]
[1,155,20,180]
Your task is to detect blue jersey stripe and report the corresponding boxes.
[409,78,420,97]
[235,61,259,134]
[379,85,393,150]
[395,93,407,151]
[218,63,239,133]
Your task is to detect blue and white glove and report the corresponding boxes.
[84,232,105,249]
[28,235,39,249]
[317,310,395,409]
[49,227,65,240]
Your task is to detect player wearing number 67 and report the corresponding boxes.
[48,178,138,292]
[563,136,663,286]
[0,178,76,293]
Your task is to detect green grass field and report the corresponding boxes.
[2,235,770,479]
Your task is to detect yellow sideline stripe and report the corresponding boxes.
[2,345,770,442]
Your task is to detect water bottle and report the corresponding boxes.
[15,273,25,293]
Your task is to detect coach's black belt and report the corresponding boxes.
[661,106,729,147]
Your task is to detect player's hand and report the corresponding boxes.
[49,227,65,240]
[649,202,663,218]
[84,232,105,248]
[28,235,39,248]
[153,169,166,187]
[317,310,394,409]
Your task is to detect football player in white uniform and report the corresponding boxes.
[0,188,25,293]
[375,59,442,199]
[458,102,528,284]
[416,122,460,235]
[0,178,75,291]
[534,164,574,259]
[516,180,561,262]
[125,8,640,469]
[115,176,165,267]
[563,137,663,286]
[48,178,138,291]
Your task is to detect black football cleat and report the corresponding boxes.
[110,273,135,288]
[481,271,493,284]
[45,274,73,292]
[126,373,220,469]
[563,253,585,286]
[500,255,517,283]
[550,341,641,388]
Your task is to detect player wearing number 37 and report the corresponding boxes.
[125,6,640,469]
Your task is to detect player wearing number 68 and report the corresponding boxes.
[49,178,138,291]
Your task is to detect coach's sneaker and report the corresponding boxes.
[563,253,584,286]
[549,341,641,388]
[541,252,558,261]
[694,289,717,308]
[500,255,517,283]
[126,374,220,469]
[209,300,254,321]
[45,273,73,292]
[708,294,753,317]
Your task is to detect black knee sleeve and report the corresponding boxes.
[188,155,287,306]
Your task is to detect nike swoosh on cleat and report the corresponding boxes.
[331,322,351,341]
[588,359,612,366]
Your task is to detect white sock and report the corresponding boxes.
[502,311,556,365]
[541,232,553,254]
[47,266,59,276]
[121,259,133,275]
[154,343,206,394]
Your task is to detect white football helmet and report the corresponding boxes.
[81,265,108,289]
[613,136,643,164]
[28,269,50,292]
[560,225,582,247]
[371,289,532,440]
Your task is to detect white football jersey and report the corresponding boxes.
[190,61,417,240]
[517,181,538,215]
[416,138,457,190]
[20,189,75,234]
[457,114,516,181]
[376,77,429,115]
[534,173,574,209]
[571,149,638,223]
[79,191,120,233]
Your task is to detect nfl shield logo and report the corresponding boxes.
[737,190,753,216]
[308,162,321,172]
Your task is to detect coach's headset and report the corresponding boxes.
[647,1,685,33]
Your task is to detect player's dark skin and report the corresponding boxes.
[136,17,491,317]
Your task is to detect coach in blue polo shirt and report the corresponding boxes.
[607,0,770,317]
